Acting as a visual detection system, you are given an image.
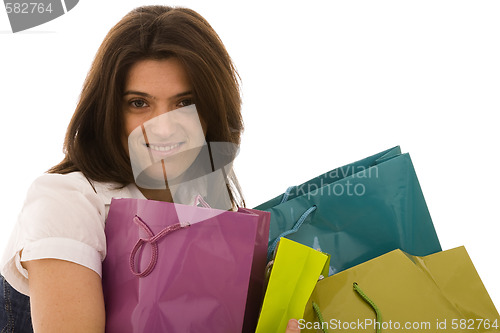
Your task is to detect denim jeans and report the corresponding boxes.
[0,275,33,333]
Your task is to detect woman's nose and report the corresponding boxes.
[147,108,178,138]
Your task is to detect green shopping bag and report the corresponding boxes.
[254,146,441,274]
[255,238,328,333]
[301,246,500,332]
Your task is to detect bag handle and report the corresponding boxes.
[129,195,211,277]
[279,186,296,204]
[353,282,382,332]
[193,194,211,208]
[129,215,190,277]
[267,205,317,261]
[312,302,329,333]
[311,282,382,333]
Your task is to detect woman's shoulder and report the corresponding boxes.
[21,172,106,222]
[30,171,97,191]
[29,172,141,205]
[1,172,121,295]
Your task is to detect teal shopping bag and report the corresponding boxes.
[254,146,441,275]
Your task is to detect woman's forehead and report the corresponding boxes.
[124,58,192,98]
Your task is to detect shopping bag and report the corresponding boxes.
[102,197,270,333]
[254,146,441,274]
[255,238,328,333]
[241,207,272,333]
[301,246,500,332]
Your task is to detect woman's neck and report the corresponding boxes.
[137,187,174,202]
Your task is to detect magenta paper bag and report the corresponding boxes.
[240,207,271,333]
[102,198,269,333]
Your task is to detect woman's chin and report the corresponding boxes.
[134,162,189,189]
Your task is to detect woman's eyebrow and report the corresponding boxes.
[122,90,193,100]
[171,91,193,99]
[123,90,153,98]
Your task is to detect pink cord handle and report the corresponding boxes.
[129,215,189,277]
[130,196,210,277]
[194,194,211,208]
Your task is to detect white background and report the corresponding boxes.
[1,0,499,310]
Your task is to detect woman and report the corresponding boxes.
[0,5,300,333]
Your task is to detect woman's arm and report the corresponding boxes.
[24,259,105,333]
[25,259,299,333]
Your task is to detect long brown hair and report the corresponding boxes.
[48,6,245,207]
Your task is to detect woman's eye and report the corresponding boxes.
[177,98,194,108]
[130,99,148,108]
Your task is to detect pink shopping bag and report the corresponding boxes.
[102,197,270,333]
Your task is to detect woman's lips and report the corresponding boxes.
[145,142,184,157]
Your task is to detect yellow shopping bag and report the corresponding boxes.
[255,238,328,333]
[301,246,500,332]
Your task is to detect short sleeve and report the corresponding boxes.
[0,172,106,295]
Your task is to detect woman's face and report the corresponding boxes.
[123,58,206,188]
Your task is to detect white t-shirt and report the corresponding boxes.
[0,172,145,296]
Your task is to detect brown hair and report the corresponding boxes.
[48,5,245,207]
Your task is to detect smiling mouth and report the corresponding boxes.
[146,143,182,152]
